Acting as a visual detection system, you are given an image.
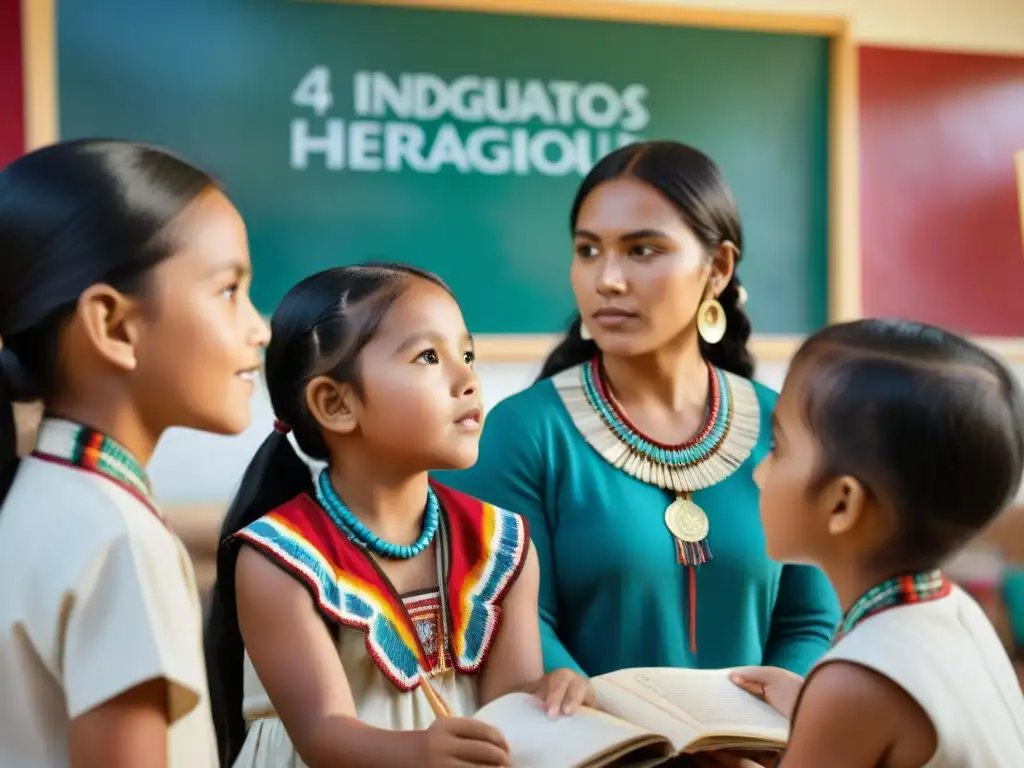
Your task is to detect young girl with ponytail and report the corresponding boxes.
[439,141,840,764]
[205,264,592,768]
[0,140,269,767]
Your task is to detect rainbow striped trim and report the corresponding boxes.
[34,418,150,498]
[31,418,160,519]
[834,569,952,644]
[236,513,426,690]
[452,503,529,670]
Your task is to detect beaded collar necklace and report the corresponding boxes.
[833,569,952,644]
[31,418,160,520]
[554,357,760,566]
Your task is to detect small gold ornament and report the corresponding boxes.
[664,495,710,543]
[697,297,726,345]
[553,359,761,568]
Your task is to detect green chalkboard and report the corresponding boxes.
[58,0,829,334]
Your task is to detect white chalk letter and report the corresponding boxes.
[291,118,344,170]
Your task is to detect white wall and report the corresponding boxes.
[152,355,1024,505]
[152,359,791,504]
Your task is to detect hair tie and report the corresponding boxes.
[0,347,40,402]
[273,418,292,435]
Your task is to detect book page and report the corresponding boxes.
[592,678,703,753]
[598,668,789,740]
[474,692,671,768]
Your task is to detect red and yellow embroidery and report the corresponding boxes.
[235,508,425,689]
[235,483,529,690]
[437,487,530,672]
[404,590,451,672]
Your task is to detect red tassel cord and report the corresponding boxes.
[688,566,698,654]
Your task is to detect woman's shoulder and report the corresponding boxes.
[477,376,576,448]
[486,376,564,424]
[717,372,776,463]
[727,372,778,411]
[725,372,778,434]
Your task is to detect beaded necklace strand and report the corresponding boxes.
[313,468,453,677]
[555,356,760,567]
[314,468,440,560]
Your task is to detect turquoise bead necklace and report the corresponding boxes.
[314,468,440,559]
[553,356,760,568]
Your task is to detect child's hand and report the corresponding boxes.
[729,666,804,720]
[422,716,511,767]
[532,668,596,718]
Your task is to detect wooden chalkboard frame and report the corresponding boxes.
[21,0,859,363]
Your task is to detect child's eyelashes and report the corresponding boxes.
[415,348,476,366]
[416,348,440,365]
[221,283,239,301]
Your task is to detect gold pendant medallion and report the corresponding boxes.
[664,496,710,543]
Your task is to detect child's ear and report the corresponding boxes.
[305,376,360,436]
[819,475,867,535]
[76,284,143,373]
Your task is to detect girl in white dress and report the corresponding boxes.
[727,319,1024,768]
[0,140,270,768]
[204,264,593,768]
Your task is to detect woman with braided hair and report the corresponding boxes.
[439,142,839,765]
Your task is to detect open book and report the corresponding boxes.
[474,667,788,768]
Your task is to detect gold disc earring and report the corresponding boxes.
[696,298,726,345]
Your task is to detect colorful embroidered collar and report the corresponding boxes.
[234,482,530,691]
[32,418,157,514]
[834,569,952,643]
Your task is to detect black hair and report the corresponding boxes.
[789,318,1024,569]
[538,140,753,381]
[0,139,217,506]
[205,262,452,766]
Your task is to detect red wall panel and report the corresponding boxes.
[860,46,1024,336]
[0,0,24,166]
